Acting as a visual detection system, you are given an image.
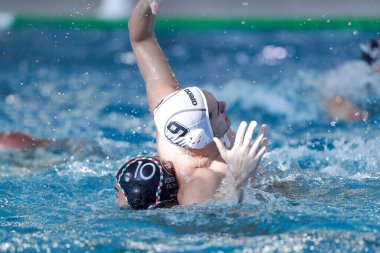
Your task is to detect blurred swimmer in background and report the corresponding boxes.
[0,132,51,148]
[128,0,269,206]
[0,132,104,170]
[322,38,380,122]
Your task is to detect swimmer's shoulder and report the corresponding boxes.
[157,128,235,178]
[156,132,184,157]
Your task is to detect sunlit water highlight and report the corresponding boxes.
[0,25,379,252]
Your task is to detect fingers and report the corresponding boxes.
[252,137,268,159]
[148,0,161,14]
[249,124,268,157]
[213,137,227,160]
[234,121,248,148]
[243,121,257,147]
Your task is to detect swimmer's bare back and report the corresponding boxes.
[0,132,52,149]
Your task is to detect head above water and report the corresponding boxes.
[360,38,380,65]
[154,86,230,149]
[115,156,178,210]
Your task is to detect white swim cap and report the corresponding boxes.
[154,87,214,149]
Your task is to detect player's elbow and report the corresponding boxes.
[128,23,154,44]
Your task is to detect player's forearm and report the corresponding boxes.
[128,0,155,43]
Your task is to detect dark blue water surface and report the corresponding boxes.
[0,21,379,252]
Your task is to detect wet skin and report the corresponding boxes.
[202,90,231,138]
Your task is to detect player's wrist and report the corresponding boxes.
[217,167,245,203]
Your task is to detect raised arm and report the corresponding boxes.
[129,0,179,113]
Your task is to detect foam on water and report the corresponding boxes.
[205,71,322,123]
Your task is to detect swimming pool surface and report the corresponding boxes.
[0,22,379,252]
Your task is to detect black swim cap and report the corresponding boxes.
[115,156,178,210]
[360,38,380,65]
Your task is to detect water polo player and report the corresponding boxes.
[114,156,178,209]
[323,38,380,121]
[128,0,269,205]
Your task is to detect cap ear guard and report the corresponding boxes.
[185,128,212,149]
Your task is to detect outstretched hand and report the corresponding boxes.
[214,121,268,190]
[148,0,162,15]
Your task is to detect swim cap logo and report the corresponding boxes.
[184,88,198,106]
[162,161,174,176]
[124,172,132,182]
[166,121,189,143]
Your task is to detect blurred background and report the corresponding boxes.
[1,0,380,19]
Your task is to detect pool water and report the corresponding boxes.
[0,23,379,252]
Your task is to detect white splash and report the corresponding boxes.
[97,0,133,19]
[0,12,14,30]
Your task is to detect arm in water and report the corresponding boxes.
[0,132,52,148]
[129,0,179,114]
[214,121,268,204]
[326,96,368,122]
[0,132,105,161]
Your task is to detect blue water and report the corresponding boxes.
[0,23,379,252]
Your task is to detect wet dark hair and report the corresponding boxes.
[125,181,151,210]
